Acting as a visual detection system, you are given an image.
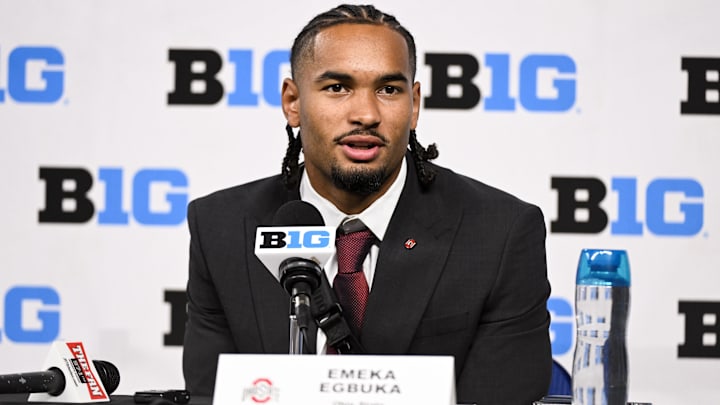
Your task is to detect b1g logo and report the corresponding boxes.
[167,48,576,112]
[424,53,576,111]
[258,229,332,249]
[0,46,64,104]
[254,227,335,274]
[168,49,289,106]
[551,177,704,236]
[681,57,720,115]
[0,286,60,343]
[38,167,189,226]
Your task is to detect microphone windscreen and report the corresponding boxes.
[92,360,120,395]
[272,200,325,226]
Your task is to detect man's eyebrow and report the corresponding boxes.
[313,71,410,84]
[379,73,409,84]
[315,71,353,82]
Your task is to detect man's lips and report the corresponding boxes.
[337,134,384,148]
[337,134,385,161]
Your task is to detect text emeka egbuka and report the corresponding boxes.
[320,369,401,394]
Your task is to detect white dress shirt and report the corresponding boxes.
[299,159,407,353]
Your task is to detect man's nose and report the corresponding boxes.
[348,90,381,127]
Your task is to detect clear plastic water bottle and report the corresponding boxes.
[572,249,631,405]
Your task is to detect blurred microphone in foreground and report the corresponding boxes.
[0,360,120,396]
[0,341,120,403]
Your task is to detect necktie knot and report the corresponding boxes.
[335,227,375,274]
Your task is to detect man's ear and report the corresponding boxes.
[411,81,421,129]
[281,78,300,127]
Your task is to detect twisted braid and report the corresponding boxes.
[408,129,439,188]
[281,124,303,188]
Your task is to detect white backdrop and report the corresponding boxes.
[1,1,719,403]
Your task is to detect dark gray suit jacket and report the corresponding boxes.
[182,156,552,404]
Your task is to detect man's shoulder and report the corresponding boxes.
[429,161,535,210]
[189,174,289,220]
[424,162,545,233]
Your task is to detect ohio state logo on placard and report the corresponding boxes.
[242,378,279,403]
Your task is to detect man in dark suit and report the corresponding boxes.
[183,4,552,404]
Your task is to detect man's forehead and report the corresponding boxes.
[297,23,412,80]
[322,24,405,52]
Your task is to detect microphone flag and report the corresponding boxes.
[28,341,112,403]
[254,226,335,279]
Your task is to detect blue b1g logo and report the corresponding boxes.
[551,177,704,236]
[1,286,60,343]
[38,167,189,226]
[0,46,64,104]
[168,49,289,106]
[424,53,576,111]
[259,229,332,249]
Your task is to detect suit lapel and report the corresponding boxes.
[244,183,300,353]
[361,160,462,353]
[244,216,289,353]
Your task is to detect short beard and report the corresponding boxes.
[331,165,387,196]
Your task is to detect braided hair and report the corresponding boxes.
[281,4,438,189]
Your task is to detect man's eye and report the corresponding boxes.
[380,86,399,94]
[326,84,345,92]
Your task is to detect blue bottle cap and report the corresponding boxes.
[576,249,631,287]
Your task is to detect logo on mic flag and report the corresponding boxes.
[28,341,112,403]
[65,342,108,400]
[254,226,335,280]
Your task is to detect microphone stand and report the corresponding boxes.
[288,286,312,354]
[280,257,365,354]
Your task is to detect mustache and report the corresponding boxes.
[334,128,389,144]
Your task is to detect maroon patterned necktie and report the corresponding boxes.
[333,218,376,337]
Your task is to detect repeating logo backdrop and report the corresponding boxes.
[1,1,718,403]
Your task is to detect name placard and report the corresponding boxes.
[213,354,456,405]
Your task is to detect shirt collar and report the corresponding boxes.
[299,157,407,242]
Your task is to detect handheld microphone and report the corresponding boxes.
[9,341,121,403]
[0,360,120,396]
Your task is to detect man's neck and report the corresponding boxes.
[306,168,402,215]
[300,158,407,241]
[322,184,394,215]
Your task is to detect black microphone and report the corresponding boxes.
[271,201,326,353]
[272,200,326,227]
[258,201,365,354]
[273,201,325,302]
[0,360,120,396]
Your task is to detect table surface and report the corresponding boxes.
[0,394,212,405]
[0,393,482,405]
